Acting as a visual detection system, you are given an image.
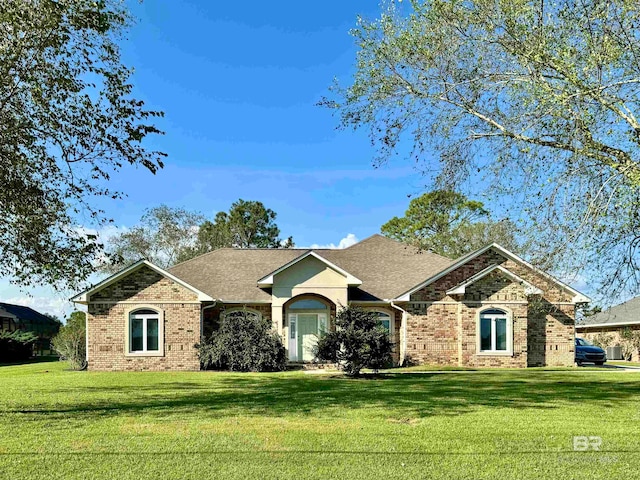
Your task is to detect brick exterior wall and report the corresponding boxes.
[403,249,576,367]
[84,249,579,370]
[87,266,201,371]
[90,267,199,303]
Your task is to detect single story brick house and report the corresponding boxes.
[72,235,589,371]
[577,297,640,362]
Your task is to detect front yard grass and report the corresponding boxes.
[1,362,639,479]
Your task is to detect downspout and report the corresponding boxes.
[390,301,408,366]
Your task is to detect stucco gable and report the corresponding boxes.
[257,251,361,287]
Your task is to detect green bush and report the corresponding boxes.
[197,310,286,372]
[590,333,613,349]
[315,305,393,376]
[52,311,86,370]
[620,327,640,361]
[0,330,38,362]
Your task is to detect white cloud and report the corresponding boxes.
[2,294,73,320]
[310,233,359,249]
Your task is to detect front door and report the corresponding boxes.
[297,314,318,362]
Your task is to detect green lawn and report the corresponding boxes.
[1,362,639,479]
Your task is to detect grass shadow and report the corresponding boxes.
[7,369,640,423]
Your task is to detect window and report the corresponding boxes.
[479,309,510,353]
[374,312,392,334]
[288,299,327,310]
[129,309,160,353]
[290,318,296,339]
[223,309,261,322]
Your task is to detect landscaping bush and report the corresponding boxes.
[315,305,393,376]
[590,333,613,349]
[620,327,640,361]
[197,310,286,372]
[52,311,87,370]
[0,330,38,363]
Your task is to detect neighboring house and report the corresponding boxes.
[577,297,640,362]
[71,235,589,371]
[0,303,61,355]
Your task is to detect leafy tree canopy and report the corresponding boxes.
[179,199,293,262]
[381,190,522,258]
[0,0,165,289]
[103,206,204,273]
[327,0,640,295]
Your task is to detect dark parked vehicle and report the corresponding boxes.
[575,338,607,366]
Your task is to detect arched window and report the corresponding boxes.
[374,311,392,335]
[128,308,161,353]
[478,308,511,353]
[223,308,262,322]
[288,299,327,310]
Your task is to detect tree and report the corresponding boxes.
[197,310,286,372]
[179,199,293,261]
[103,206,204,272]
[315,306,393,376]
[381,190,522,257]
[0,0,165,289]
[620,326,640,361]
[51,311,87,370]
[326,0,640,295]
[0,331,38,363]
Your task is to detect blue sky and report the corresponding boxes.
[0,0,592,317]
[99,0,429,241]
[3,0,432,317]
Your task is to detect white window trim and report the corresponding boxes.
[124,305,165,357]
[476,307,514,356]
[368,308,395,342]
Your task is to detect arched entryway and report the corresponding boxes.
[284,294,334,362]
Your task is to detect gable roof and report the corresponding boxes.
[168,234,454,303]
[577,296,640,328]
[0,303,58,326]
[446,264,543,296]
[71,259,215,304]
[394,243,590,303]
[256,251,362,287]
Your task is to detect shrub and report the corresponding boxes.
[590,333,613,349]
[197,310,286,372]
[0,330,38,363]
[619,327,640,361]
[315,305,393,376]
[52,311,87,370]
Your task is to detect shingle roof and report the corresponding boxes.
[168,234,454,303]
[0,303,58,325]
[578,296,640,328]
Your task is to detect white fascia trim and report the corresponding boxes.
[446,264,543,296]
[256,251,362,287]
[217,300,272,304]
[576,320,640,329]
[70,259,214,304]
[394,243,591,304]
